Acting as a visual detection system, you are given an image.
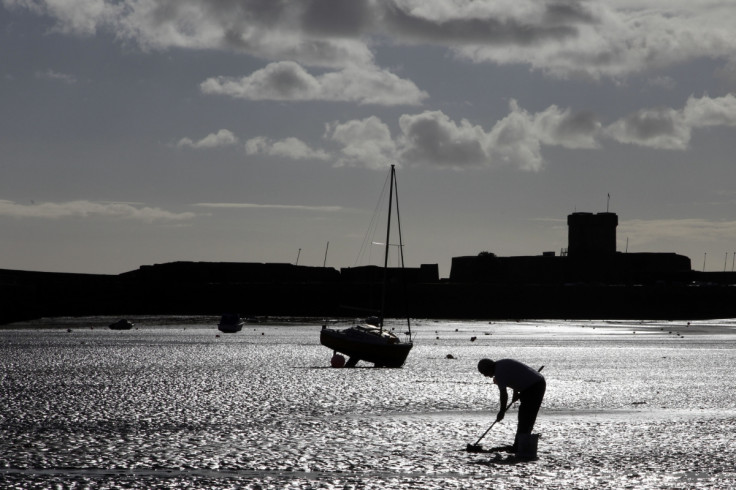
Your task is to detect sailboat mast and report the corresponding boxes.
[379,165,395,332]
[393,169,412,341]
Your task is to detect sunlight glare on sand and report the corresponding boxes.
[1,317,735,488]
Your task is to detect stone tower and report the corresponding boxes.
[567,212,618,257]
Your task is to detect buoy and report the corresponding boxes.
[331,354,346,368]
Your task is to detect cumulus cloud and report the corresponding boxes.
[0,199,196,222]
[606,107,690,150]
[319,101,600,171]
[392,101,600,170]
[682,94,736,128]
[397,111,493,169]
[201,61,427,106]
[8,1,736,80]
[177,129,238,149]
[605,94,736,149]
[325,116,398,169]
[533,105,601,149]
[243,94,736,170]
[245,136,330,161]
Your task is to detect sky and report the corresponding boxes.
[2,0,736,278]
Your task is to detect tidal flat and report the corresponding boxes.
[1,317,735,489]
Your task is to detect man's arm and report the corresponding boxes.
[496,386,508,421]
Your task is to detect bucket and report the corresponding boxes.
[516,433,539,459]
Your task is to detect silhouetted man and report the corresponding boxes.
[477,358,546,452]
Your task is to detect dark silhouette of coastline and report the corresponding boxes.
[3,212,736,324]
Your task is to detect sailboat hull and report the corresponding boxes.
[320,326,413,368]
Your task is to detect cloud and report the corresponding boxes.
[393,101,599,170]
[245,136,330,161]
[322,101,598,172]
[4,0,375,67]
[453,2,736,79]
[177,129,238,149]
[11,1,736,80]
[4,0,123,36]
[381,0,585,46]
[251,102,586,171]
[682,94,736,128]
[485,105,545,171]
[397,111,493,169]
[194,202,342,212]
[605,94,736,149]
[201,61,427,106]
[121,0,376,67]
[35,69,77,84]
[325,116,398,169]
[521,103,601,150]
[0,199,196,222]
[244,94,736,170]
[605,107,689,150]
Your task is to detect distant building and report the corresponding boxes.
[567,212,618,257]
[450,212,691,284]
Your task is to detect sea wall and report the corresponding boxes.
[3,263,736,323]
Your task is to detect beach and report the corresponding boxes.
[1,317,735,489]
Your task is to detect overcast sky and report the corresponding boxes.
[3,0,736,277]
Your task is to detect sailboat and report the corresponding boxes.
[320,165,413,368]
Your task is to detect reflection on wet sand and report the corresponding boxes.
[1,317,735,488]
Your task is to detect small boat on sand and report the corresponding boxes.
[218,313,244,333]
[109,319,134,330]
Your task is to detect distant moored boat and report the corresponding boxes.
[109,319,134,330]
[218,313,244,333]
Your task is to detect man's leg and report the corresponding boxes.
[514,381,546,448]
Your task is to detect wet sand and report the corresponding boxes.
[1,317,735,488]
